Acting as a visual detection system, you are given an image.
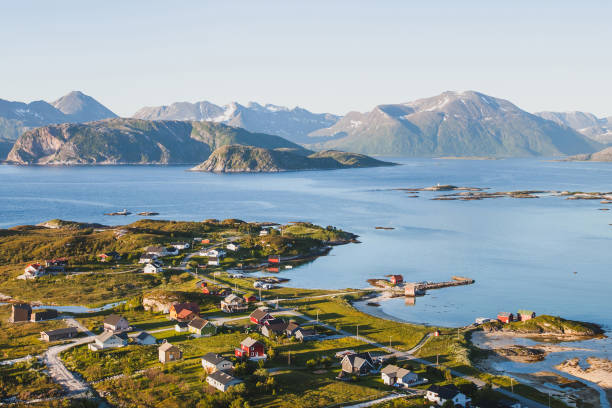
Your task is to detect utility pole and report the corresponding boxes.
[259,287,262,301]
[389,336,392,348]
[510,377,514,393]
[356,324,359,340]
[436,354,439,366]
[288,351,291,366]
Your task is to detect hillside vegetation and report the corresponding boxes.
[482,315,603,336]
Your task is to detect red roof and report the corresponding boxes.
[177,309,195,319]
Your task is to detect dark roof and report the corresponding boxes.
[13,303,31,311]
[343,352,375,369]
[264,317,284,326]
[103,314,126,326]
[135,331,154,341]
[285,322,300,332]
[172,302,200,314]
[188,317,211,330]
[264,321,288,334]
[207,370,241,385]
[427,384,461,400]
[202,352,230,365]
[176,321,188,328]
[250,309,272,321]
[296,328,317,337]
[42,327,78,336]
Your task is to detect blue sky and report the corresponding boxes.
[1,1,611,117]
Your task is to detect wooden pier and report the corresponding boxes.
[405,276,474,297]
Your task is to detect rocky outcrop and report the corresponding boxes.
[190,145,395,172]
[566,146,612,162]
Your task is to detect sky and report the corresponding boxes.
[1,1,611,117]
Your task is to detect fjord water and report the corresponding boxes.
[1,159,611,331]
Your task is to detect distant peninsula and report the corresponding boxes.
[190,145,395,172]
[566,146,612,162]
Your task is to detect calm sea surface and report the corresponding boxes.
[1,159,611,331]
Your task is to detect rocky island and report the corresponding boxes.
[566,146,612,161]
[190,144,394,172]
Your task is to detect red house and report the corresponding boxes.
[268,255,281,264]
[169,302,200,321]
[390,275,403,284]
[267,267,280,273]
[244,295,258,303]
[497,312,514,324]
[235,337,266,360]
[249,308,273,324]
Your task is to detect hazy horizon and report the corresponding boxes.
[2,1,611,117]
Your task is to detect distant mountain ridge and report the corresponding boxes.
[133,101,340,144]
[6,118,309,165]
[190,144,394,172]
[307,91,601,157]
[0,91,116,143]
[535,111,612,145]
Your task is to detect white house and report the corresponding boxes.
[139,255,157,264]
[226,243,240,251]
[19,263,46,280]
[381,364,419,387]
[132,331,157,345]
[259,230,269,236]
[171,242,190,250]
[201,352,234,373]
[206,370,243,392]
[425,384,470,407]
[103,314,130,332]
[203,249,226,258]
[89,332,128,351]
[144,262,163,274]
[174,322,189,332]
[208,257,220,266]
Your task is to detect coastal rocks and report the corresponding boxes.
[556,357,612,395]
[493,345,546,362]
[142,290,193,313]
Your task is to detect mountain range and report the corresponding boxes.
[307,91,601,157]
[133,101,340,144]
[6,118,310,165]
[534,111,612,144]
[1,90,610,162]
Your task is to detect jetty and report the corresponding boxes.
[405,276,474,296]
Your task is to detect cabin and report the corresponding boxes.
[143,262,163,274]
[341,352,377,376]
[249,308,273,325]
[45,258,67,272]
[285,321,301,337]
[188,317,217,337]
[390,274,403,285]
[208,257,220,266]
[244,294,258,303]
[30,309,58,322]
[201,352,233,373]
[425,384,470,407]
[174,321,188,332]
[259,230,269,236]
[9,303,32,323]
[295,328,318,342]
[268,255,281,264]
[89,332,128,351]
[169,302,200,321]
[221,294,248,313]
[98,252,119,262]
[40,327,78,342]
[475,317,495,325]
[103,314,130,333]
[261,321,288,338]
[235,337,266,360]
[133,331,157,345]
[206,370,243,392]
[226,243,240,251]
[145,246,168,256]
[381,364,419,386]
[159,341,182,363]
[518,309,536,321]
[497,312,514,324]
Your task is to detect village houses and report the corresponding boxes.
[103,314,130,333]
[226,243,240,251]
[341,352,378,376]
[41,327,78,342]
[235,337,266,360]
[201,352,233,374]
[143,262,163,274]
[169,302,200,321]
[221,294,248,313]
[425,384,471,407]
[206,370,243,392]
[133,331,157,345]
[159,341,182,363]
[188,317,217,337]
[9,303,32,322]
[381,364,419,387]
[89,332,128,351]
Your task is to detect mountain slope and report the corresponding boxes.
[191,144,394,172]
[6,118,309,165]
[309,91,601,157]
[133,101,340,144]
[51,91,117,122]
[535,111,612,144]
